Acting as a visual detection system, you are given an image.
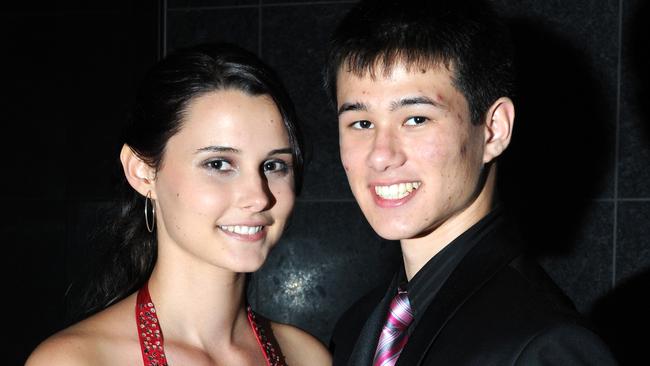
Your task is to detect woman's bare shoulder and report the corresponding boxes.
[26,324,99,366]
[271,321,331,366]
[26,294,140,366]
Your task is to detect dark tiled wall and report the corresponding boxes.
[6,0,649,364]
[2,2,160,364]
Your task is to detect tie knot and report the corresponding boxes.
[386,290,414,332]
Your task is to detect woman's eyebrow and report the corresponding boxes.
[195,146,240,154]
[267,147,292,156]
[196,146,291,157]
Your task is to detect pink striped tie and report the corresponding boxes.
[373,288,414,366]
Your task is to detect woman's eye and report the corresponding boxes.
[404,116,428,126]
[351,120,374,129]
[263,160,289,174]
[206,159,233,171]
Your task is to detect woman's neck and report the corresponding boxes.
[145,249,250,349]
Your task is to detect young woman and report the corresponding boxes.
[27,43,330,366]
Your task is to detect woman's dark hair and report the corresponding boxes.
[323,0,515,125]
[73,42,304,319]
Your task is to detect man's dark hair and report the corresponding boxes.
[324,0,515,125]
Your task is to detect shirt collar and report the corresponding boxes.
[398,206,504,324]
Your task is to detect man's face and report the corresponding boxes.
[337,62,487,241]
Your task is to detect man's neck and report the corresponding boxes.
[400,167,496,281]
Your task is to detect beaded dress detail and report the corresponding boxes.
[135,282,286,366]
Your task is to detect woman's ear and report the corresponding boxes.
[120,144,157,198]
[482,97,515,164]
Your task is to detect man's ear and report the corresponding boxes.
[120,144,157,198]
[483,97,515,163]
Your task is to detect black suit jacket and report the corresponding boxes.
[331,218,617,365]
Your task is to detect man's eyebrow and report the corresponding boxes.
[389,96,444,111]
[338,102,368,117]
[195,146,240,154]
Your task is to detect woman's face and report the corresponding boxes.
[151,90,295,273]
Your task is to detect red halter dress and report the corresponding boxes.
[135,282,286,366]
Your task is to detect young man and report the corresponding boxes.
[324,0,617,365]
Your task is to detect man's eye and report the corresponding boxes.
[206,159,233,171]
[263,160,289,173]
[404,116,428,126]
[351,120,374,129]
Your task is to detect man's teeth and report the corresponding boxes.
[374,182,421,200]
[219,225,263,235]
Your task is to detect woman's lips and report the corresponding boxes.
[218,224,267,241]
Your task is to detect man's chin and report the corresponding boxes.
[370,220,440,242]
[371,225,419,241]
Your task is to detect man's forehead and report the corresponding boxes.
[335,56,469,116]
[338,55,454,81]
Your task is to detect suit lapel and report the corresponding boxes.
[396,219,522,366]
[346,276,399,366]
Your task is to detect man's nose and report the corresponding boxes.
[367,128,406,172]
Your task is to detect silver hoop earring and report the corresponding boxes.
[144,191,156,233]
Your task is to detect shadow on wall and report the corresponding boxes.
[626,1,650,134]
[592,269,650,365]
[497,15,625,358]
[497,21,611,257]
[592,1,650,365]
